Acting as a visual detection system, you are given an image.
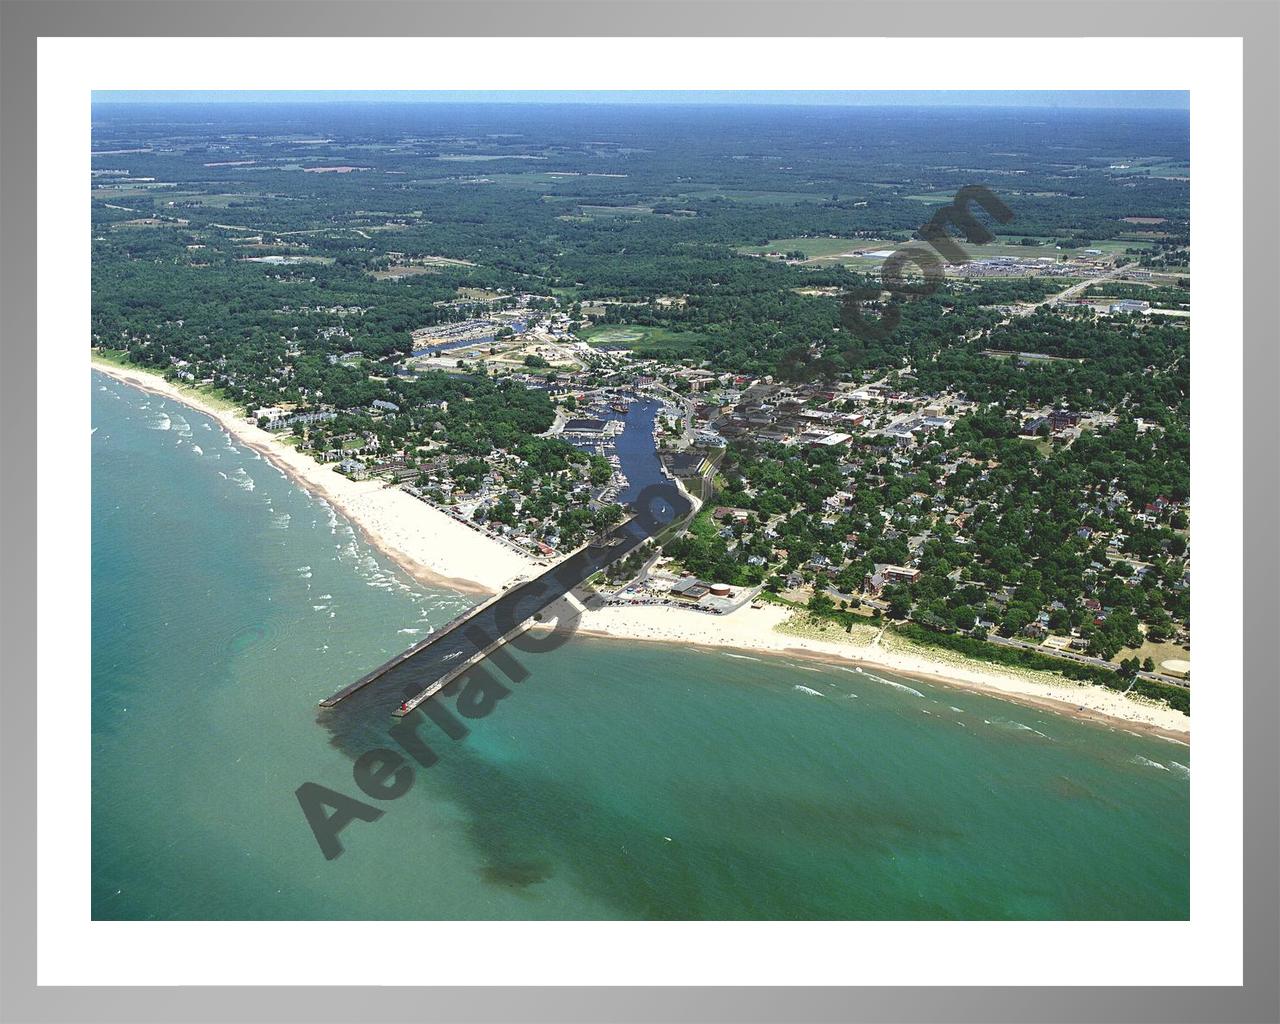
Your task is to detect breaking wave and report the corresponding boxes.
[988,718,1052,739]
[863,673,925,698]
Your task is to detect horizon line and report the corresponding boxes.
[91,89,1190,112]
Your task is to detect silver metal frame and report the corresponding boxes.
[1,2,1275,1020]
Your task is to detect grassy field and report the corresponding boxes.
[1110,638,1191,672]
[369,266,438,280]
[434,153,548,162]
[901,191,958,203]
[475,172,590,189]
[742,235,1155,269]
[580,323,711,358]
[456,287,503,301]
[1020,436,1057,458]
[1106,159,1190,180]
[151,192,267,209]
[91,184,178,200]
[959,237,1154,258]
[738,236,900,259]
[681,188,831,205]
[577,204,654,217]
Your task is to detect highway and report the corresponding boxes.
[1028,261,1141,312]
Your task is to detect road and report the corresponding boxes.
[1021,261,1141,313]
[986,633,1189,688]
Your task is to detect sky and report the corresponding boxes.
[92,90,1189,110]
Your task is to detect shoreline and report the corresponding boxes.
[94,357,1190,739]
[93,358,534,596]
[573,603,1190,740]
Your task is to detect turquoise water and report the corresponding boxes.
[92,372,1190,920]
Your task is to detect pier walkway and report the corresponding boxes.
[319,481,690,716]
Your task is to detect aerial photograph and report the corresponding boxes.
[91,91,1191,921]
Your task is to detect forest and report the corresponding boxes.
[91,100,1192,678]
[93,100,1189,384]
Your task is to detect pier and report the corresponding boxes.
[318,485,690,715]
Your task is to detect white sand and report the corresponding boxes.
[577,602,1190,738]
[93,360,536,594]
[94,358,1191,738]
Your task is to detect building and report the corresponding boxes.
[563,418,608,434]
[336,459,368,481]
[1049,409,1081,431]
[1109,299,1150,314]
[671,577,711,601]
[800,430,852,448]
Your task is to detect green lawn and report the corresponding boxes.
[580,323,711,358]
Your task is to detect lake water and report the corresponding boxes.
[91,372,1190,920]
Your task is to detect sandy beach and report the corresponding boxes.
[93,359,537,595]
[575,602,1191,739]
[93,357,1190,739]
